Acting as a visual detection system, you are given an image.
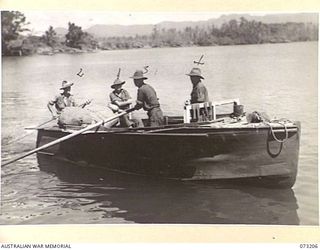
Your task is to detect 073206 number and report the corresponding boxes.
[300,244,318,248]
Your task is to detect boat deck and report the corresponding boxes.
[40,115,299,136]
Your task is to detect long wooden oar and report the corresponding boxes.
[2,107,135,167]
[25,117,56,130]
[4,118,57,146]
[35,117,57,127]
[5,130,36,146]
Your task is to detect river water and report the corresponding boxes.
[1,41,318,225]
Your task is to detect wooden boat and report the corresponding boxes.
[36,99,301,188]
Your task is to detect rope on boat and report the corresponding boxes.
[265,119,291,158]
[267,121,289,143]
[266,136,283,158]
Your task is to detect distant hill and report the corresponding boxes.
[159,13,319,29]
[54,27,68,36]
[86,24,154,38]
[84,13,318,38]
[248,13,318,24]
[206,13,318,27]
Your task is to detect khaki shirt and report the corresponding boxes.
[191,81,209,104]
[49,93,76,113]
[136,84,160,111]
[109,89,131,110]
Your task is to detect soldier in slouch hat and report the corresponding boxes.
[131,69,164,127]
[108,77,134,127]
[186,67,209,104]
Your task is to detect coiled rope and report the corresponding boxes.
[265,119,291,158]
[267,121,289,143]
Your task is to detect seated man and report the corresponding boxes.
[108,78,134,127]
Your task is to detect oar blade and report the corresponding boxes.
[2,107,136,167]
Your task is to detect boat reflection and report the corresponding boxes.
[38,155,299,224]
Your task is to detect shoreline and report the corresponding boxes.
[3,40,317,57]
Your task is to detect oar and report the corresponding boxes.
[25,117,56,130]
[5,131,36,145]
[35,117,57,127]
[26,101,92,130]
[4,118,57,146]
[2,107,135,167]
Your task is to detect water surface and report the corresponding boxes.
[1,41,318,224]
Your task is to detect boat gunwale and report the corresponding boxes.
[37,123,299,137]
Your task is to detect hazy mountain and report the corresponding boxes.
[58,13,318,38]
[207,13,318,27]
[158,13,318,31]
[54,27,68,36]
[86,24,154,37]
[249,13,318,24]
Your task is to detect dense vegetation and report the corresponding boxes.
[98,17,318,49]
[1,11,318,56]
[1,11,98,55]
[1,11,30,55]
[65,22,97,49]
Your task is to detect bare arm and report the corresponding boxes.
[47,102,57,118]
[134,88,144,110]
[114,98,133,107]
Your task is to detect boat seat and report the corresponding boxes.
[162,116,184,125]
[184,99,240,123]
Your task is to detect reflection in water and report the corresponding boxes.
[36,156,299,225]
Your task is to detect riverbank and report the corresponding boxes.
[36,44,96,55]
[3,16,318,57]
[3,39,97,56]
[3,37,317,57]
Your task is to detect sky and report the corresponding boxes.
[23,11,235,34]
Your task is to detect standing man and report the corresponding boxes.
[186,67,209,104]
[47,80,76,118]
[108,78,133,127]
[47,80,90,119]
[131,69,164,127]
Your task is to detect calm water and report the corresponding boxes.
[1,42,318,225]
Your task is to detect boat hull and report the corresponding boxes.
[36,123,300,188]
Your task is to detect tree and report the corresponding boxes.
[42,26,57,47]
[151,25,159,40]
[1,11,29,54]
[65,22,86,49]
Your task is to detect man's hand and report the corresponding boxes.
[85,99,92,106]
[133,104,140,110]
[108,103,119,113]
[134,101,143,110]
[80,99,92,108]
